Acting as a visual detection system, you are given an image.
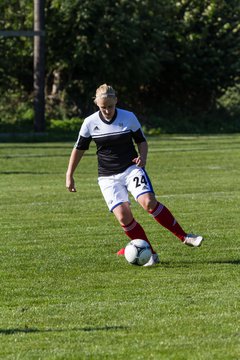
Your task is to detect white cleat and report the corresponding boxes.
[143,253,160,267]
[183,234,204,247]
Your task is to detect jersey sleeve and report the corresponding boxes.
[132,128,146,143]
[130,113,146,143]
[74,120,92,150]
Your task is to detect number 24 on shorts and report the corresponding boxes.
[133,175,147,188]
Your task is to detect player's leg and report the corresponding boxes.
[138,193,203,246]
[112,202,156,254]
[127,166,203,246]
[98,173,155,254]
[137,192,187,240]
[126,165,186,241]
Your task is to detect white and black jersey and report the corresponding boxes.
[75,108,146,176]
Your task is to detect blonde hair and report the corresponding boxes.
[94,84,116,104]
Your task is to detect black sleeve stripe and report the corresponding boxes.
[132,128,146,143]
[75,135,92,150]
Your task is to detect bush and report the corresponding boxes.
[142,107,240,135]
[48,117,83,133]
[0,89,34,132]
[217,84,240,117]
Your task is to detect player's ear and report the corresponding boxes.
[114,97,118,105]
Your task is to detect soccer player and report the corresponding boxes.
[66,84,204,266]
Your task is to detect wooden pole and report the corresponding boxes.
[34,0,45,132]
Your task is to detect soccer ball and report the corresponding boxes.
[124,239,152,266]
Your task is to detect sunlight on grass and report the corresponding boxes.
[0,135,239,359]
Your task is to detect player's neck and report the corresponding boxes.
[99,109,117,123]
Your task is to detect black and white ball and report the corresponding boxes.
[124,239,152,266]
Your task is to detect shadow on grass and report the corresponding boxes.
[0,153,94,159]
[0,325,127,336]
[208,259,240,265]
[161,259,240,267]
[0,171,62,175]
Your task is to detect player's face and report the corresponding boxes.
[96,97,117,121]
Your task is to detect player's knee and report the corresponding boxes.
[138,193,157,212]
[141,200,153,212]
[113,204,133,226]
[118,213,134,226]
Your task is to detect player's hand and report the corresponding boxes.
[132,156,146,168]
[66,174,76,192]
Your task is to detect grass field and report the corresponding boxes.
[0,135,239,360]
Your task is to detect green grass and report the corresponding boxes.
[0,135,239,360]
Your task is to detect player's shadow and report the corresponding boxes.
[0,325,127,336]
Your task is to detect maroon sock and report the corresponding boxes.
[122,219,155,253]
[149,202,186,241]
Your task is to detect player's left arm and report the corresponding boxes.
[133,140,148,168]
[131,114,148,167]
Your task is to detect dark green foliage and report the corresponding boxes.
[0,1,33,92]
[48,117,83,133]
[0,0,239,132]
[0,89,34,132]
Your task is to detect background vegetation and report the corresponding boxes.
[0,0,240,134]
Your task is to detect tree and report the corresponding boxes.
[155,0,240,113]
[45,0,240,116]
[0,0,239,130]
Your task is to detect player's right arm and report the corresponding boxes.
[66,148,85,192]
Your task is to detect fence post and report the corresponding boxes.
[34,0,45,132]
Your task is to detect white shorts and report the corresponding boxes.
[98,165,154,211]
